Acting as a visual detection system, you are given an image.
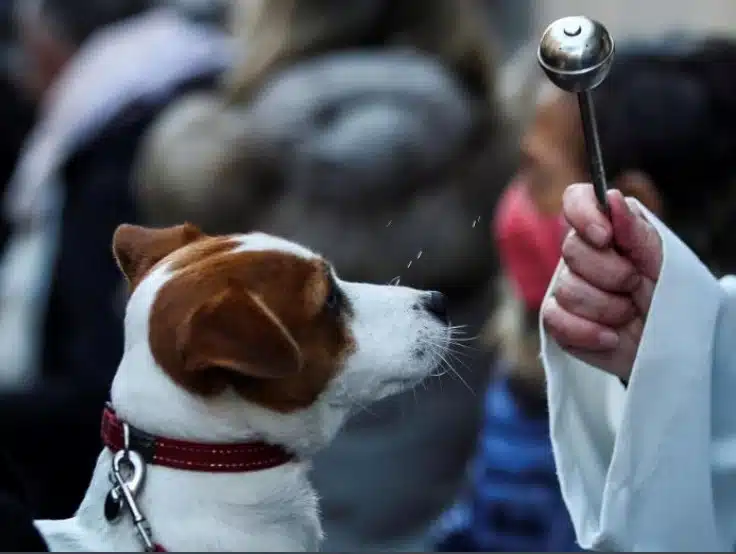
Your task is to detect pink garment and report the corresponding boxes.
[493,180,566,311]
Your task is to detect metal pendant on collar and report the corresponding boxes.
[105,448,145,522]
[104,421,159,552]
[104,486,123,522]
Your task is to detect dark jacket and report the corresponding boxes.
[136,48,520,549]
[431,370,581,552]
[0,449,49,551]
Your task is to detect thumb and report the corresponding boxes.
[608,189,663,281]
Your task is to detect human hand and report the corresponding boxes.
[541,184,663,380]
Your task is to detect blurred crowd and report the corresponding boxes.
[0,0,735,551]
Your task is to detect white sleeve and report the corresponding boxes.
[541,199,736,551]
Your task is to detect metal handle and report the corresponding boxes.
[578,88,610,215]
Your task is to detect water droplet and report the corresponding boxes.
[407,260,413,268]
[416,250,423,259]
[472,220,477,228]
[389,276,401,286]
[386,220,393,227]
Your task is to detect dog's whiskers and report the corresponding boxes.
[424,335,476,359]
[420,334,477,395]
[445,348,473,371]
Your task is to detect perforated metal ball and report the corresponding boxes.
[538,16,615,92]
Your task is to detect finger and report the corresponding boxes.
[561,231,640,293]
[608,190,663,281]
[558,316,645,381]
[562,183,613,248]
[541,296,620,351]
[554,265,637,327]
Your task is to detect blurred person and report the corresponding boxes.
[430,35,736,551]
[0,0,230,517]
[134,0,521,549]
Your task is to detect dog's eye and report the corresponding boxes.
[324,275,342,313]
[326,289,339,310]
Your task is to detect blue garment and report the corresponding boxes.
[431,373,581,552]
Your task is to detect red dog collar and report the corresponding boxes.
[101,404,295,473]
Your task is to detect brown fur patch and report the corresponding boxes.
[164,235,241,272]
[148,243,355,413]
[112,223,204,290]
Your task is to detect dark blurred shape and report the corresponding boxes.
[0,449,49,551]
[0,77,34,190]
[164,0,229,27]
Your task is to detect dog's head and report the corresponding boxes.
[109,224,452,453]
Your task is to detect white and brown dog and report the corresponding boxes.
[35,223,453,552]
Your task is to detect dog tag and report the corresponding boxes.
[104,488,123,522]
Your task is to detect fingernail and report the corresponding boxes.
[624,197,634,215]
[586,224,609,247]
[599,330,620,348]
[624,198,638,217]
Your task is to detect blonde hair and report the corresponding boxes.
[483,276,546,391]
[223,0,498,105]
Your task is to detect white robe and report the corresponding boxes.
[541,200,736,551]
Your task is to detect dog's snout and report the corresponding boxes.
[423,291,449,324]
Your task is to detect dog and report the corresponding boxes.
[34,223,453,551]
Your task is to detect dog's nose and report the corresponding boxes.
[424,291,449,324]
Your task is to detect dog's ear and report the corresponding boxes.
[113,223,203,288]
[176,287,303,379]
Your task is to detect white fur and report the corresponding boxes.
[36,232,451,551]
